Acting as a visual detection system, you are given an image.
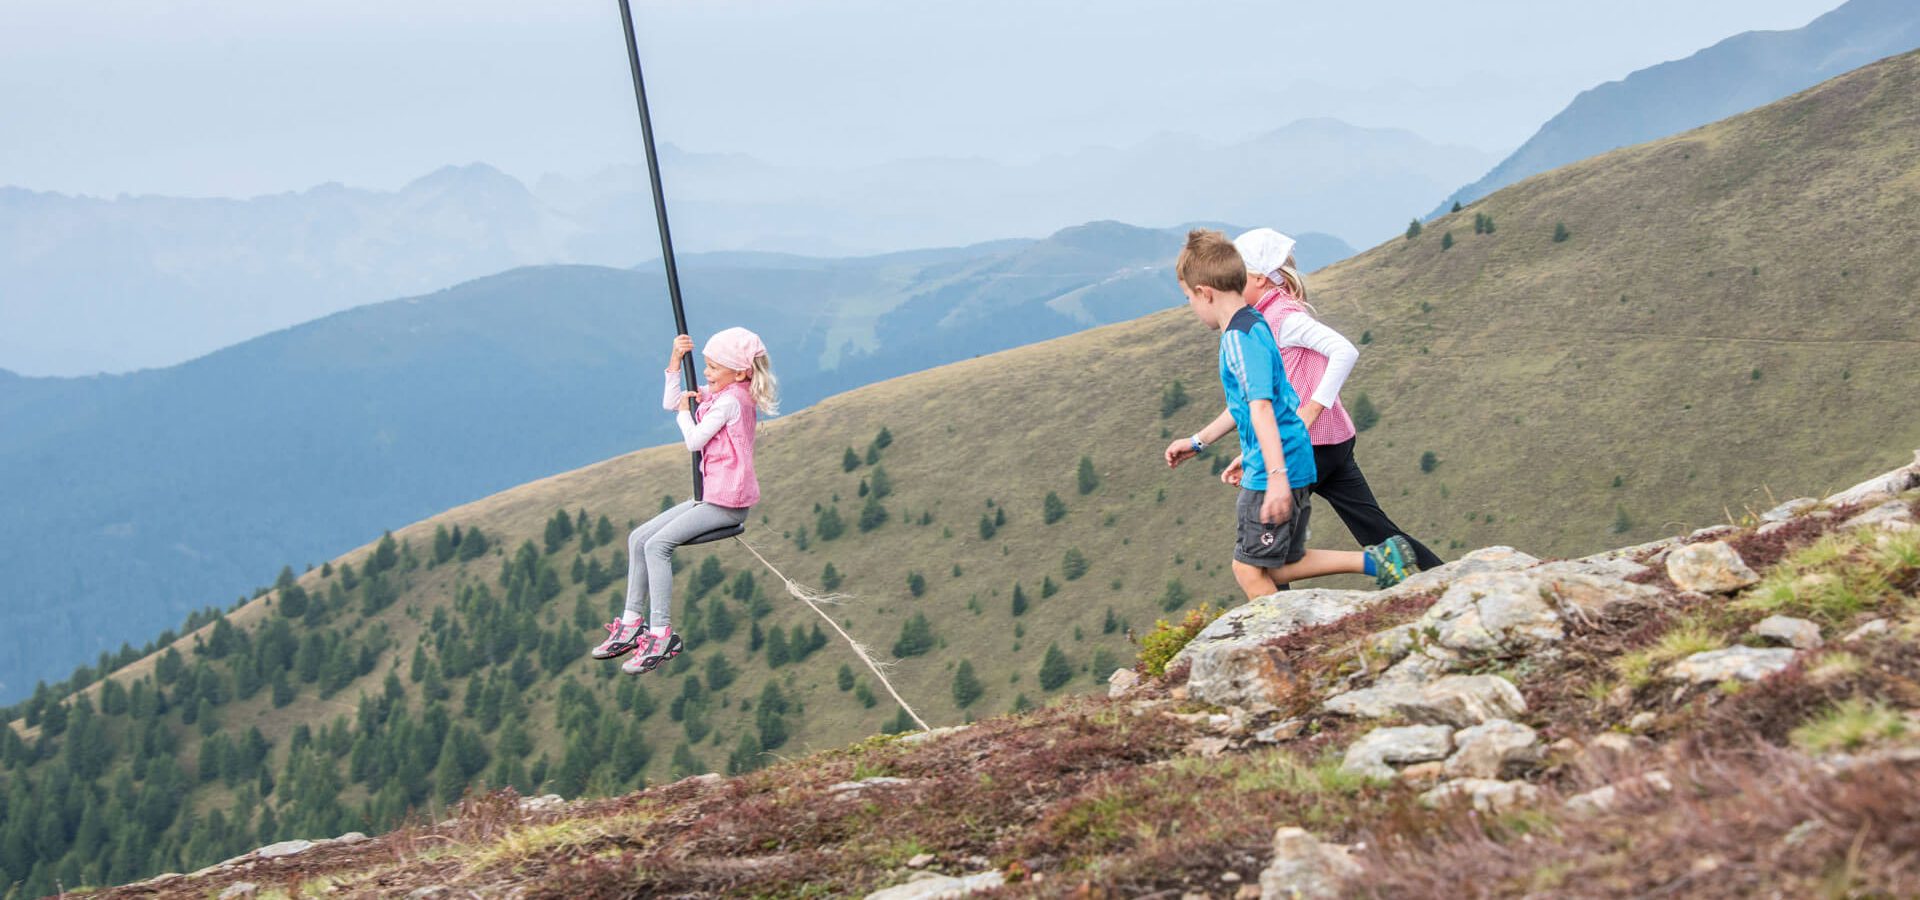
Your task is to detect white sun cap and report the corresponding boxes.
[1233,228,1296,280]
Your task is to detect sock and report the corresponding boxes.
[1362,551,1378,577]
[648,625,672,638]
[620,611,643,626]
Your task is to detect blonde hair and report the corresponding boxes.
[746,353,780,416]
[1176,229,1248,294]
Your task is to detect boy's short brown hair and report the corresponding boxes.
[1175,228,1248,293]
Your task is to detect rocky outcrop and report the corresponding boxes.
[1419,778,1540,813]
[1751,615,1822,649]
[1341,725,1454,780]
[1444,719,1542,779]
[864,871,1005,900]
[1176,589,1378,710]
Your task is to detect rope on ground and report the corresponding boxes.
[735,537,931,732]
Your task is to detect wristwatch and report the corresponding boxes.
[1189,434,1207,453]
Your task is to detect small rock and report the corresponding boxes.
[1761,498,1819,522]
[1751,615,1823,649]
[406,888,452,900]
[1577,732,1644,770]
[1236,886,1264,900]
[1443,719,1542,779]
[1251,719,1305,744]
[829,776,915,795]
[1258,826,1362,900]
[864,871,1005,900]
[1534,569,1666,619]
[1341,725,1454,780]
[907,853,935,868]
[1547,737,1583,758]
[1627,712,1657,732]
[1325,674,1526,728]
[1667,646,1796,684]
[1665,541,1760,593]
[1221,870,1242,883]
[1397,761,1446,787]
[1404,675,1528,728]
[334,831,369,844]
[518,794,566,814]
[899,726,971,746]
[219,884,260,900]
[1377,651,1452,686]
[1843,619,1891,642]
[1107,667,1141,699]
[1419,778,1539,813]
[255,839,316,859]
[1687,524,1739,542]
[1186,735,1233,758]
[1564,771,1673,817]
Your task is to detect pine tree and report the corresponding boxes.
[765,627,791,668]
[907,572,926,597]
[1440,231,1454,251]
[836,664,855,691]
[1159,579,1190,612]
[727,730,763,775]
[1041,576,1058,598]
[1010,583,1029,617]
[1553,222,1571,243]
[1062,548,1089,580]
[869,465,893,499]
[892,613,934,658]
[703,652,738,692]
[372,530,400,572]
[978,513,997,540]
[458,526,489,560]
[873,426,893,450]
[821,563,842,591]
[432,525,454,564]
[865,444,881,465]
[1405,218,1423,240]
[705,597,736,642]
[857,494,888,532]
[816,506,846,541]
[1160,380,1189,419]
[1349,392,1380,432]
[854,681,878,708]
[842,448,861,472]
[951,660,983,708]
[1076,456,1099,495]
[1038,644,1073,691]
[1043,492,1067,525]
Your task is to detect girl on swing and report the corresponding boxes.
[591,327,779,673]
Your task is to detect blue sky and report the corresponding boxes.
[1,0,1845,197]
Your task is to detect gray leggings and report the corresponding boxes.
[624,499,749,627]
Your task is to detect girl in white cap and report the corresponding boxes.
[591,327,779,673]
[1166,228,1441,583]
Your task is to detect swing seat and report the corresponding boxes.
[682,523,745,546]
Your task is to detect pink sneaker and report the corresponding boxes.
[591,619,645,660]
[621,628,684,674]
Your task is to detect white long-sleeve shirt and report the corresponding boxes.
[662,370,741,452]
[1271,314,1359,410]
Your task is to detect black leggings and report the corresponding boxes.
[1308,437,1444,571]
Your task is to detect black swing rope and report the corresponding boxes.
[613,2,929,732]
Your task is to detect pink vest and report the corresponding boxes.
[696,381,759,508]
[1254,286,1358,446]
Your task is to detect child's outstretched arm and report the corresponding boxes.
[1164,409,1237,468]
[661,334,698,411]
[1274,315,1359,429]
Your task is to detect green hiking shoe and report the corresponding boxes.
[1367,535,1419,588]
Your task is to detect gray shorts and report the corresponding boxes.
[1234,486,1313,568]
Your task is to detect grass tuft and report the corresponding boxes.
[1791,698,1909,754]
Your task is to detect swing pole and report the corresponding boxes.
[616,0,704,501]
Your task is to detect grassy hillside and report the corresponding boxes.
[5,47,1920,896]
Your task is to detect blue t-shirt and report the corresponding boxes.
[1219,306,1317,491]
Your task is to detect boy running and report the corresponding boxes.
[1173,229,1416,599]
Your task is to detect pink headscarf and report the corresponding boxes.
[703,327,767,372]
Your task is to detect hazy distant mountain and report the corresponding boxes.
[0,220,1348,702]
[546,119,1489,265]
[0,119,1456,375]
[1432,0,1920,215]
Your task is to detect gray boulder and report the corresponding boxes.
[1826,449,1920,506]
[1325,674,1525,728]
[1443,719,1542,779]
[1419,571,1564,652]
[1760,498,1818,522]
[1341,725,1454,780]
[1665,541,1760,593]
[1844,500,1916,531]
[1379,546,1541,600]
[1564,771,1673,818]
[865,871,1005,900]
